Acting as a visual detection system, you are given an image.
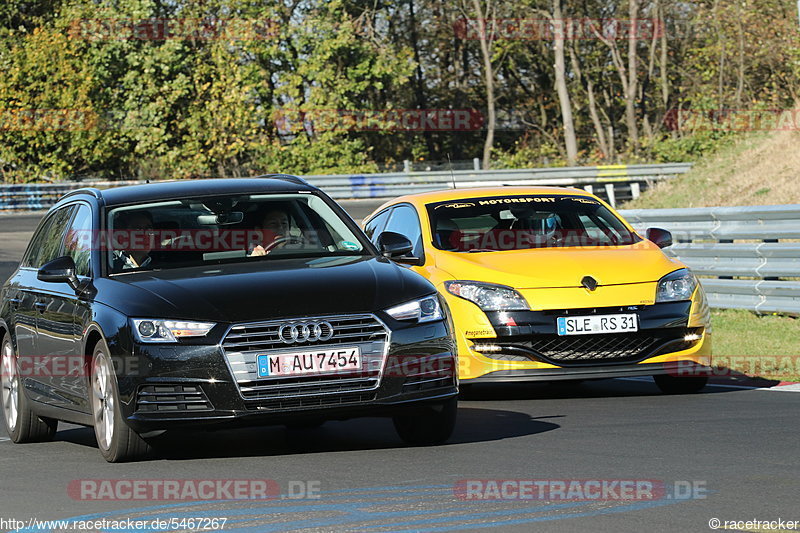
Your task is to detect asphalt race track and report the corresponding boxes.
[1,204,799,532]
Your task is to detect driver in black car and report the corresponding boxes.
[112,210,156,271]
[249,206,294,256]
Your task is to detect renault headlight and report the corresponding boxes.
[656,269,698,303]
[444,281,529,311]
[385,295,443,323]
[132,319,216,343]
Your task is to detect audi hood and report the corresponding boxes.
[93,256,434,323]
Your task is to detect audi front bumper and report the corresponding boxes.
[113,320,458,433]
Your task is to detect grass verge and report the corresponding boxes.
[626,130,800,209]
[711,309,800,382]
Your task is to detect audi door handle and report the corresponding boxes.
[34,302,47,313]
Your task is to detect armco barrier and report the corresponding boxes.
[0,181,141,211]
[303,163,691,206]
[0,163,691,212]
[619,205,800,314]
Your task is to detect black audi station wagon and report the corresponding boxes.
[0,176,458,462]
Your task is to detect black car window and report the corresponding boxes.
[22,205,76,268]
[64,203,93,277]
[364,209,391,241]
[383,205,424,260]
[106,193,369,274]
[20,213,56,268]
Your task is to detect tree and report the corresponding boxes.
[551,0,578,165]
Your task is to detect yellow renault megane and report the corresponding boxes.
[363,187,711,394]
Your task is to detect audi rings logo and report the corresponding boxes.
[278,321,334,344]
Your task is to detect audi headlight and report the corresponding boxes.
[444,281,529,311]
[656,269,698,303]
[132,319,216,343]
[385,295,443,323]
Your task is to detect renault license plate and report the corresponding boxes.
[556,314,638,336]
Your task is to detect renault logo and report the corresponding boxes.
[278,321,334,343]
[581,276,598,291]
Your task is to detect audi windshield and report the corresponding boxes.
[426,195,640,252]
[100,193,370,273]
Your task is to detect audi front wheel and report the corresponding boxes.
[91,342,150,462]
[393,397,457,446]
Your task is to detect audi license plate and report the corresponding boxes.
[257,347,361,378]
[556,314,638,336]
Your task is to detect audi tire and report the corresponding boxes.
[1,332,57,443]
[91,341,151,462]
[393,398,457,446]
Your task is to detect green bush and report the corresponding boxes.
[492,140,566,169]
[647,131,735,163]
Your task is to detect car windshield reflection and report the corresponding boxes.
[426,195,640,252]
[106,193,369,273]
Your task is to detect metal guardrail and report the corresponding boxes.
[619,205,800,314]
[0,163,692,212]
[0,181,142,212]
[305,163,692,207]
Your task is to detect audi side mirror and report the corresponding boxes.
[376,231,421,265]
[646,227,673,249]
[38,256,81,291]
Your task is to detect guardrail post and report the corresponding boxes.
[583,185,593,194]
[403,160,411,173]
[763,238,780,281]
[630,182,641,199]
[604,183,616,208]
[473,158,481,170]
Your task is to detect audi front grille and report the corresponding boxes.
[221,314,390,405]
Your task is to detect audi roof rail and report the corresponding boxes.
[253,173,313,187]
[60,187,103,200]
